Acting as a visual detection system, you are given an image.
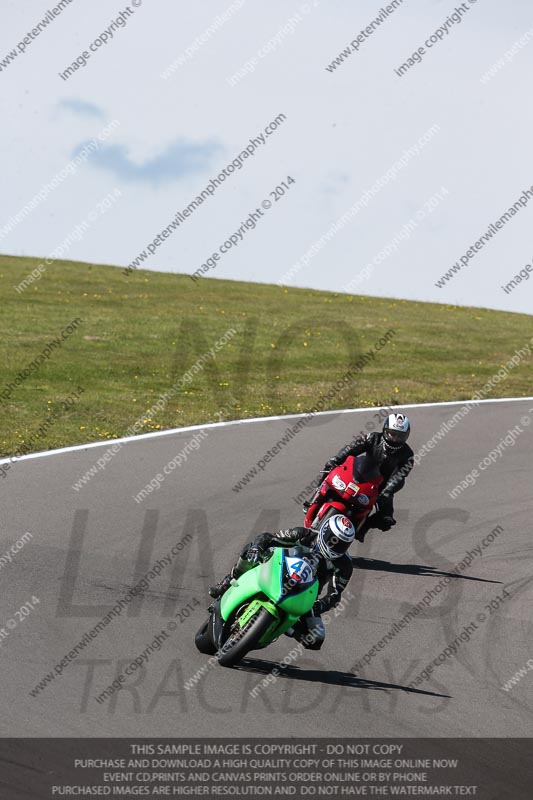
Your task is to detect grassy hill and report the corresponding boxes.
[1,253,532,457]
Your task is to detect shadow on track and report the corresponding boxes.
[235,658,450,698]
[351,557,502,584]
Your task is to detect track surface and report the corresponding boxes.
[1,400,532,738]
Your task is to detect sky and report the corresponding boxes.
[1,0,532,314]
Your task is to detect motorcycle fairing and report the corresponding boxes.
[219,548,318,640]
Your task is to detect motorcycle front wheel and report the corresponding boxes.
[217,606,275,668]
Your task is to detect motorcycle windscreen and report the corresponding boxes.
[352,452,381,482]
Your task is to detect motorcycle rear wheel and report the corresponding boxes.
[217,606,275,668]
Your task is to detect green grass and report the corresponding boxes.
[1,253,532,457]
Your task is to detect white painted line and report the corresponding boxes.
[2,396,533,466]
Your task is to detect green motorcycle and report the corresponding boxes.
[195,545,319,667]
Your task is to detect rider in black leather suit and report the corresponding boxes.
[309,413,414,534]
[209,516,355,650]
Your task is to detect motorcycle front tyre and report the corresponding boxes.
[217,606,276,668]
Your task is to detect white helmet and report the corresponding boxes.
[382,413,411,452]
[317,514,355,560]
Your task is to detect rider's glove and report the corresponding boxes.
[247,546,262,564]
[312,600,324,616]
[377,490,393,510]
[299,528,316,547]
[248,533,273,562]
[253,533,273,550]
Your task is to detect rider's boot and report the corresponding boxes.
[354,516,373,543]
[354,528,366,543]
[208,558,248,599]
[208,574,232,599]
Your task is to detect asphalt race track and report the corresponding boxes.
[1,399,532,740]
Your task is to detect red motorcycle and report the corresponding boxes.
[304,453,384,536]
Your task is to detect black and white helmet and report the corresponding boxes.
[382,413,411,452]
[316,514,355,560]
